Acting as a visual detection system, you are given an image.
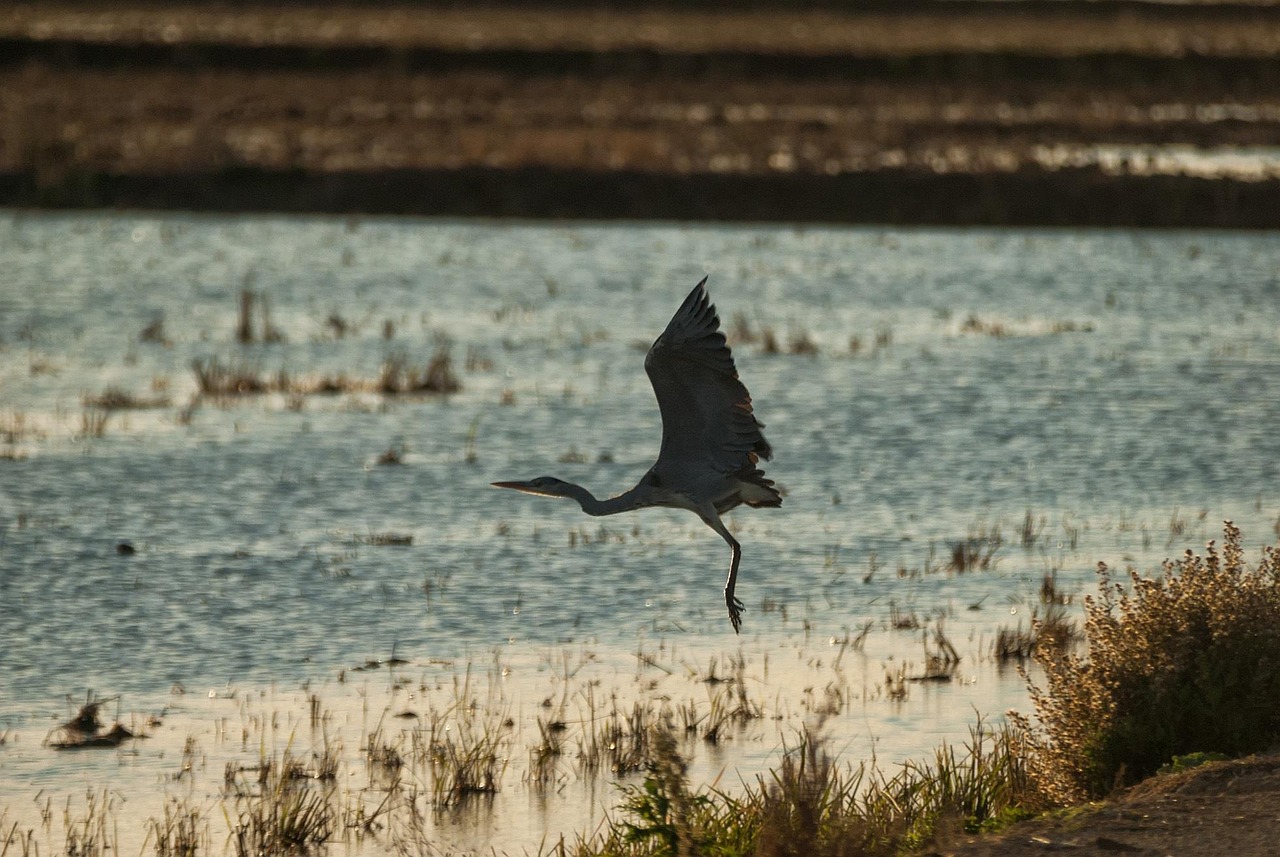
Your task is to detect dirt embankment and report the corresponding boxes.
[3,1,1280,225]
[939,754,1280,857]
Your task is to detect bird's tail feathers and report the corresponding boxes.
[738,467,783,507]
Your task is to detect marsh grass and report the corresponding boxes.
[411,677,512,807]
[577,720,1044,857]
[915,626,960,681]
[45,696,137,749]
[149,801,203,857]
[226,751,335,857]
[1,809,38,857]
[701,655,763,744]
[192,358,270,396]
[994,624,1034,662]
[378,348,460,395]
[62,790,119,857]
[192,349,461,400]
[354,532,413,547]
[615,728,710,856]
[960,314,1009,338]
[83,387,171,410]
[528,716,568,788]
[1020,509,1045,548]
[236,290,285,345]
[366,724,405,780]
[750,732,871,857]
[995,575,1081,663]
[376,445,405,465]
[420,722,508,806]
[728,312,758,346]
[173,735,201,781]
[77,407,110,439]
[1017,522,1280,802]
[1031,601,1082,654]
[882,666,908,702]
[1,411,39,446]
[887,600,920,630]
[947,532,1001,573]
[578,694,663,775]
[140,315,172,346]
[303,729,341,783]
[786,328,819,356]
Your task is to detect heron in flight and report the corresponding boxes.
[492,277,781,633]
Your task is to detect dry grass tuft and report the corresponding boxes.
[947,530,1001,573]
[77,407,110,439]
[378,347,460,395]
[191,348,461,400]
[140,314,172,346]
[236,290,285,345]
[412,689,511,807]
[83,387,171,410]
[226,751,335,856]
[149,800,203,857]
[192,357,270,396]
[63,789,120,857]
[995,575,1081,663]
[752,729,870,857]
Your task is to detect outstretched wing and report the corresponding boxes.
[644,278,772,476]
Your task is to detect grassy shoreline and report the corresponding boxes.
[5,524,1280,856]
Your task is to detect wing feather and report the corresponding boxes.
[644,278,772,475]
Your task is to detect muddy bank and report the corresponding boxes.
[3,2,1279,226]
[943,754,1280,857]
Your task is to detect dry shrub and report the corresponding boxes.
[1021,521,1280,802]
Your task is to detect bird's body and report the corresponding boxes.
[492,278,780,632]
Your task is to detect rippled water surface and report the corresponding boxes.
[2,213,1279,853]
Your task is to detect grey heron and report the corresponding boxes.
[492,277,781,633]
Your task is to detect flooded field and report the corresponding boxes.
[5,2,1280,224]
[1,212,1279,853]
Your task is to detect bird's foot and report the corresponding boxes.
[725,591,745,634]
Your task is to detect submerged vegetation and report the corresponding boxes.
[181,291,463,402]
[190,349,460,399]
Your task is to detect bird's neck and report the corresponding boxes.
[562,483,645,517]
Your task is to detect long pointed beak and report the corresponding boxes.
[491,480,557,497]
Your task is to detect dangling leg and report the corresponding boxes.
[724,537,744,634]
[701,509,744,634]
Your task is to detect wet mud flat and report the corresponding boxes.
[2,1,1280,226]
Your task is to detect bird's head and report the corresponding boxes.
[490,476,577,498]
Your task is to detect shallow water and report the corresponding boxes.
[1,213,1279,853]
